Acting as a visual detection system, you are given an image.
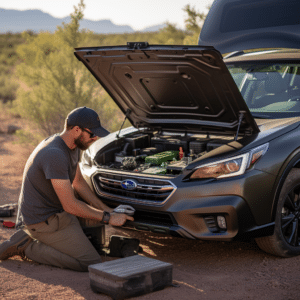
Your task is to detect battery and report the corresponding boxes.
[151,136,190,152]
[89,255,173,300]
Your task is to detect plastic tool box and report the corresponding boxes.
[89,255,173,300]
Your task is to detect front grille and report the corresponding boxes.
[93,172,176,205]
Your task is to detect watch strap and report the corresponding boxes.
[102,211,110,224]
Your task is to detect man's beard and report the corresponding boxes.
[74,134,90,150]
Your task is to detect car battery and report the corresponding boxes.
[151,136,184,152]
[89,255,173,300]
[206,139,232,152]
[124,134,149,151]
[189,138,209,154]
[145,151,178,165]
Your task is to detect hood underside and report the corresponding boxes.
[75,44,259,136]
[199,0,300,54]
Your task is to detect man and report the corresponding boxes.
[0,107,133,271]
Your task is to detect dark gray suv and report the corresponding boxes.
[75,0,300,257]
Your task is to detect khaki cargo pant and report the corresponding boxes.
[23,211,102,272]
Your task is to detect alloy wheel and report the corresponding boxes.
[281,185,300,247]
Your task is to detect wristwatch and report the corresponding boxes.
[102,211,111,224]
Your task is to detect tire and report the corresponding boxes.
[255,168,300,257]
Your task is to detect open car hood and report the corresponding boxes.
[74,44,259,136]
[199,0,300,54]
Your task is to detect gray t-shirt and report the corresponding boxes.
[16,135,80,226]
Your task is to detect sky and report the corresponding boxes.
[0,0,213,31]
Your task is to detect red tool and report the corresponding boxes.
[0,220,16,228]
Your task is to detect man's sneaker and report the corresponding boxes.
[0,229,32,260]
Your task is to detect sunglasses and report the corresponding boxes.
[81,128,97,138]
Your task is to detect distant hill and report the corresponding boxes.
[0,8,165,34]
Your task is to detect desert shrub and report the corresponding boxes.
[0,74,19,102]
[13,0,126,136]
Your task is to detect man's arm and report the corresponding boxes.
[51,179,133,226]
[72,165,113,213]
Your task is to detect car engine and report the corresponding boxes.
[94,132,235,176]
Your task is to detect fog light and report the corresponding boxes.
[217,216,227,229]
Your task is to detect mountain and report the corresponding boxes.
[142,24,166,32]
[0,8,164,34]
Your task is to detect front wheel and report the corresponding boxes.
[255,168,300,257]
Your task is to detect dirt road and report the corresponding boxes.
[0,110,300,300]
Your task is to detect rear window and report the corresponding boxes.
[221,0,300,33]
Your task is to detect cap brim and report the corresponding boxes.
[90,126,110,137]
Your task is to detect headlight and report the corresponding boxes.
[190,143,269,179]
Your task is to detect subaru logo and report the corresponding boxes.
[121,179,137,190]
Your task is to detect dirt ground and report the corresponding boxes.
[1,109,300,300]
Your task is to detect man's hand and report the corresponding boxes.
[109,213,134,226]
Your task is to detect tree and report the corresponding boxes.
[156,22,186,45]
[14,0,120,136]
[183,4,211,45]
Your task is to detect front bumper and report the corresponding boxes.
[102,195,258,241]
[81,163,276,241]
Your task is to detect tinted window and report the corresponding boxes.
[221,0,300,33]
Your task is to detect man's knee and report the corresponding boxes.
[78,257,102,272]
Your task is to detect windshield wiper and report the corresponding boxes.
[251,113,271,119]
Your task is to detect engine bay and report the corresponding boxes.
[94,132,235,176]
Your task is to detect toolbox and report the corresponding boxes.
[89,255,173,300]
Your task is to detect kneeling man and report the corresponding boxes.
[0,107,133,271]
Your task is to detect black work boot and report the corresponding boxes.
[0,229,32,260]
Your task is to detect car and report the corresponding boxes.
[74,0,300,257]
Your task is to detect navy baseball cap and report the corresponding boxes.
[67,107,110,137]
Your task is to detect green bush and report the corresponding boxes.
[0,74,19,102]
[13,1,113,135]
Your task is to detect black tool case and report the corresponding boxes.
[89,255,173,299]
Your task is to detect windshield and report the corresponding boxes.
[227,62,300,119]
